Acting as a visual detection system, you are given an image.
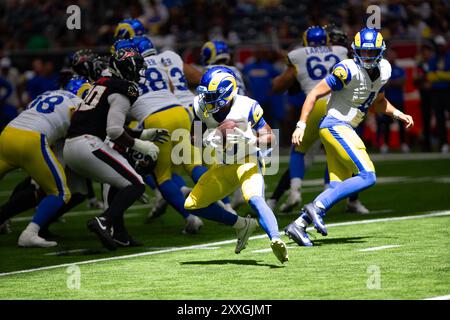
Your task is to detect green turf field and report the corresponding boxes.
[0,155,449,299]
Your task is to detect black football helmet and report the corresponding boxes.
[71,49,96,78]
[109,48,145,82]
[324,23,349,48]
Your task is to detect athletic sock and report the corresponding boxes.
[158,179,191,218]
[191,165,208,183]
[270,169,290,201]
[248,196,280,240]
[289,147,305,180]
[190,202,238,226]
[32,195,65,227]
[101,184,145,224]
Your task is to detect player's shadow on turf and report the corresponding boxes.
[180,259,284,269]
[308,236,372,246]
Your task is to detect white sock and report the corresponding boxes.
[24,222,40,234]
[290,178,302,193]
[233,216,246,229]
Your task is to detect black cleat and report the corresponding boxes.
[87,216,117,251]
[112,231,144,247]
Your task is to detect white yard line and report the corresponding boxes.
[358,245,403,252]
[1,210,449,277]
[424,294,450,300]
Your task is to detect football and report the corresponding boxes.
[216,119,247,144]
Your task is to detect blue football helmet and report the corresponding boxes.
[132,36,157,57]
[111,38,135,54]
[114,18,147,39]
[64,76,91,99]
[351,28,386,69]
[303,26,328,47]
[197,66,238,114]
[200,40,231,66]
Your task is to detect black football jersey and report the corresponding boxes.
[67,77,139,140]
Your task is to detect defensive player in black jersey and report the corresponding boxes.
[64,48,168,250]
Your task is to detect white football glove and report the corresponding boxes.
[226,127,257,145]
[132,139,160,161]
[203,130,222,149]
[140,128,170,143]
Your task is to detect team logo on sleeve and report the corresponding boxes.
[332,64,351,85]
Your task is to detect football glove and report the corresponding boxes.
[132,139,160,161]
[203,130,222,149]
[226,127,257,145]
[140,128,170,143]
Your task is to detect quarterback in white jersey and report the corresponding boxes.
[287,28,414,247]
[185,66,289,263]
[0,81,87,248]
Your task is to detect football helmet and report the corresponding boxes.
[324,23,348,47]
[197,66,237,114]
[132,36,157,57]
[200,40,231,66]
[71,49,96,78]
[64,76,91,99]
[351,27,386,69]
[303,26,328,47]
[114,18,147,39]
[109,48,145,82]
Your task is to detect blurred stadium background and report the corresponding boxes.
[0,0,449,153]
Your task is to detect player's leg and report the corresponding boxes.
[237,159,288,263]
[281,98,326,212]
[185,163,258,252]
[19,133,71,247]
[64,135,145,250]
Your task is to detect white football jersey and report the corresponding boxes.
[288,45,348,94]
[159,50,195,108]
[8,90,82,145]
[323,58,392,128]
[193,94,266,163]
[205,65,247,95]
[131,53,182,122]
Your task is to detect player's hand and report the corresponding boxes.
[226,127,257,145]
[140,128,170,143]
[292,127,305,146]
[132,139,160,161]
[399,114,414,129]
[203,130,222,148]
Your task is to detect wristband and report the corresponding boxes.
[393,109,404,120]
[296,121,307,130]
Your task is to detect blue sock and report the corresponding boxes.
[289,146,305,179]
[315,172,376,211]
[158,180,190,218]
[248,196,280,240]
[171,173,187,189]
[144,175,156,190]
[191,165,208,183]
[190,203,238,226]
[221,196,231,204]
[32,195,65,227]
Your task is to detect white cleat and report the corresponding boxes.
[270,238,289,263]
[0,220,12,234]
[18,230,57,248]
[235,217,257,254]
[182,214,204,234]
[279,191,301,213]
[346,199,370,214]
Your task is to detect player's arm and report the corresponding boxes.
[183,63,202,85]
[292,79,332,145]
[255,122,275,147]
[271,64,297,94]
[372,91,414,128]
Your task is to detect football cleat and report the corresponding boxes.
[112,231,143,247]
[284,222,313,247]
[304,203,328,236]
[182,214,204,235]
[270,238,289,263]
[138,192,150,204]
[18,230,57,248]
[145,196,168,223]
[279,190,302,213]
[87,216,117,251]
[235,217,257,254]
[346,199,370,214]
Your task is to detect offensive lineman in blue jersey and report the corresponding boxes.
[286,28,414,246]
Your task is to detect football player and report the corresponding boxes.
[63,48,164,250]
[185,66,289,263]
[287,28,414,246]
[0,77,88,247]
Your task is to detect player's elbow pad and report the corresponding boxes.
[106,126,125,141]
